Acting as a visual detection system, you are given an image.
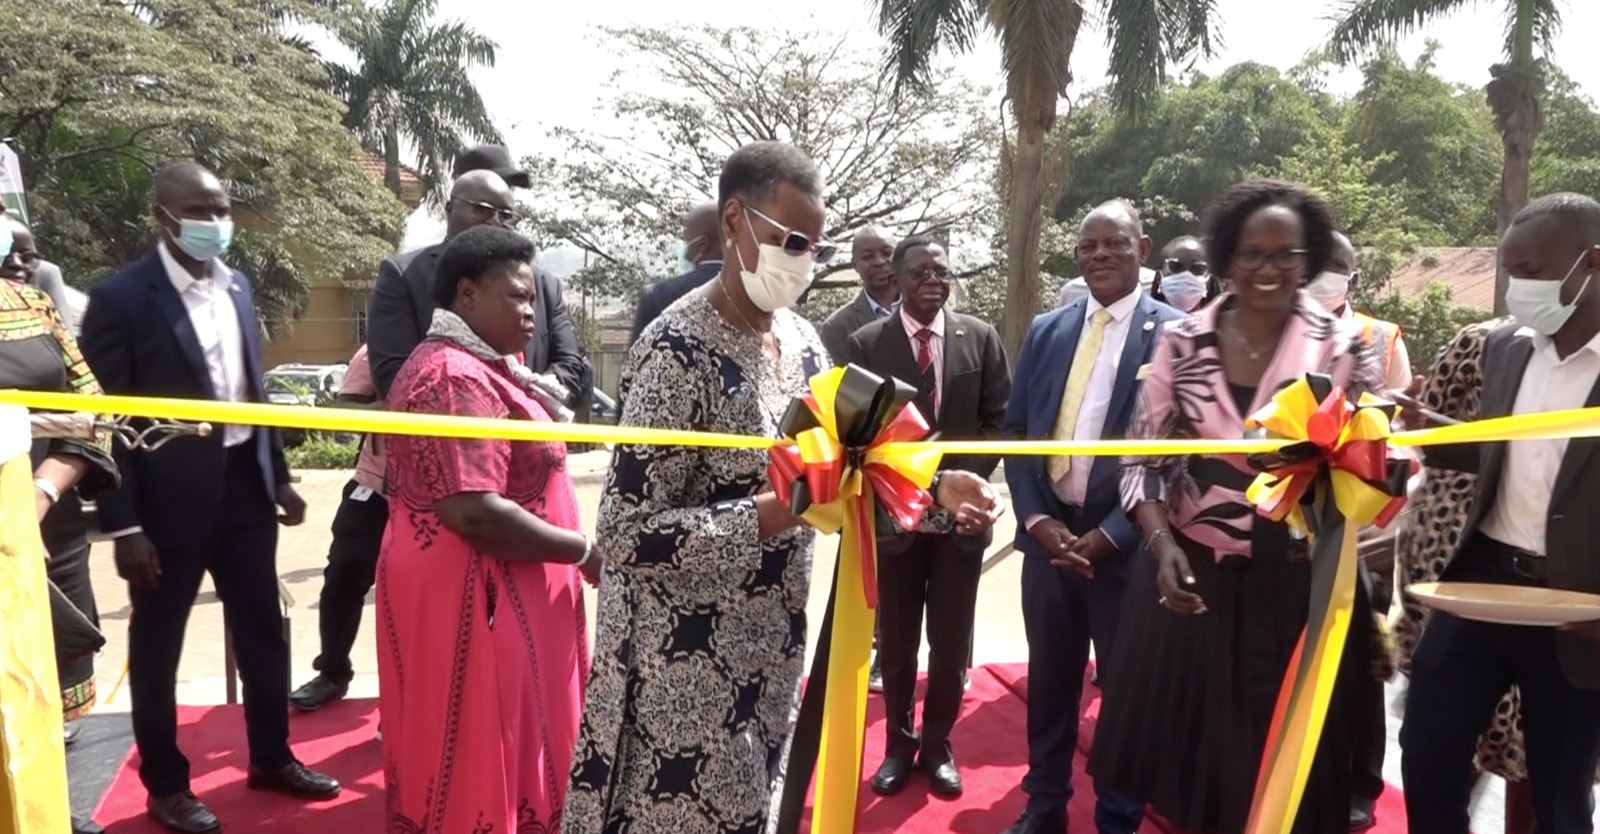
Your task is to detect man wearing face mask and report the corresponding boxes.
[564,141,1008,832]
[1151,235,1214,314]
[629,201,723,346]
[79,161,337,833]
[1307,232,1412,391]
[819,225,898,364]
[1397,192,1600,834]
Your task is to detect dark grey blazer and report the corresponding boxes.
[366,243,584,401]
[1426,323,1600,689]
[819,291,886,366]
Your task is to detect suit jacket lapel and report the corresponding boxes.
[229,275,264,398]
[145,259,217,398]
[1039,302,1086,430]
[939,315,969,423]
[1475,330,1534,507]
[1104,297,1156,428]
[1550,347,1600,501]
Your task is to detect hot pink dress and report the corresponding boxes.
[378,338,588,834]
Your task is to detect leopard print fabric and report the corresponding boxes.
[1391,316,1599,783]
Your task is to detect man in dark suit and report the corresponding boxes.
[1399,192,1600,834]
[999,201,1179,834]
[367,168,584,401]
[847,235,1010,799]
[79,162,339,833]
[819,226,898,364]
[629,201,722,345]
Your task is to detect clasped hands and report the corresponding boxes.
[1031,518,1117,580]
[931,470,1005,537]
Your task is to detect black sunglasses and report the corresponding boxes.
[463,199,517,225]
[1164,258,1208,276]
[746,206,838,262]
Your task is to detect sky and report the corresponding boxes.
[368,0,1600,256]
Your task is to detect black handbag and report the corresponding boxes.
[49,579,105,659]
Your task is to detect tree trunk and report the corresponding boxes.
[1488,1,1541,318]
[383,125,403,199]
[1001,119,1047,365]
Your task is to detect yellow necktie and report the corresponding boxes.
[1048,309,1111,482]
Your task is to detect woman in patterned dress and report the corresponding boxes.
[1,214,118,834]
[379,225,598,833]
[1390,315,1597,833]
[1088,181,1387,833]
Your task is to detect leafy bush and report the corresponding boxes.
[285,434,361,470]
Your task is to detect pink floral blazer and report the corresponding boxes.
[1120,291,1386,560]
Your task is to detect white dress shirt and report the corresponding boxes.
[1056,289,1139,505]
[899,307,946,406]
[157,242,252,447]
[1479,327,1600,555]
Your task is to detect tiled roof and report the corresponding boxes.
[354,153,425,209]
[1386,247,1497,312]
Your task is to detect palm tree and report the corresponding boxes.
[874,0,1217,359]
[326,0,502,200]
[1330,0,1559,316]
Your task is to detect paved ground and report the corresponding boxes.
[79,453,1537,829]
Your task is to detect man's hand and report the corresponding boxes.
[114,533,162,591]
[1558,619,1600,646]
[1032,518,1092,579]
[1066,528,1117,568]
[933,471,1004,535]
[276,484,307,526]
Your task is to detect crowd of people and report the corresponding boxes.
[7,135,1600,834]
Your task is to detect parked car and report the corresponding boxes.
[263,363,349,447]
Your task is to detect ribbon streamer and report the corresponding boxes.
[1241,375,1416,834]
[769,366,941,834]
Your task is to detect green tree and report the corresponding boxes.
[1364,281,1485,371]
[1,0,407,334]
[874,0,1219,360]
[1330,0,1563,315]
[1531,65,1600,198]
[325,0,501,200]
[521,25,999,307]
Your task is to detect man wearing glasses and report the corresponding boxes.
[844,235,1011,800]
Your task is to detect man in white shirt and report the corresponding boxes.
[79,162,336,834]
[999,201,1182,834]
[1399,192,1600,834]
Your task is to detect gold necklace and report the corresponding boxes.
[1224,309,1280,361]
[717,280,780,360]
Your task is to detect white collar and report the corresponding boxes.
[1086,287,1140,322]
[158,242,231,294]
[1519,325,1600,362]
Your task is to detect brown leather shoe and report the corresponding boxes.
[146,792,221,833]
[246,760,341,800]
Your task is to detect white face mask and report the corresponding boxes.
[1160,271,1206,312]
[734,212,814,312]
[1506,251,1592,335]
[1306,270,1352,311]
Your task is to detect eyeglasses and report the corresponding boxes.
[1074,237,1137,258]
[1164,258,1208,276]
[1233,248,1307,272]
[463,199,517,225]
[745,206,838,262]
[906,266,953,286]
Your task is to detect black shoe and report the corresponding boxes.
[72,815,106,834]
[1349,795,1376,831]
[246,760,341,800]
[63,720,83,747]
[868,654,883,694]
[870,753,915,796]
[1001,810,1067,834]
[146,792,220,834]
[919,752,963,797]
[288,675,348,712]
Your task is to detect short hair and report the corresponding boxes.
[432,225,537,309]
[717,141,823,211]
[891,235,940,274]
[1201,180,1337,284]
[1084,199,1143,238]
[1512,192,1600,240]
[1161,235,1201,258]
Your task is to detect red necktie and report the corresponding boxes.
[914,328,937,413]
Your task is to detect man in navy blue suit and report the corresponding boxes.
[1000,200,1181,834]
[79,162,339,834]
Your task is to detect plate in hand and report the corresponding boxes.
[1408,582,1600,627]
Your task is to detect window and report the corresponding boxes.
[351,291,369,345]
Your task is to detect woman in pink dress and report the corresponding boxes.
[378,225,601,833]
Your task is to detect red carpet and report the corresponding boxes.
[91,664,1412,833]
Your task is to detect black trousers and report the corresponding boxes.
[1400,535,1600,834]
[878,531,984,762]
[311,479,388,683]
[128,448,291,797]
[1351,567,1392,803]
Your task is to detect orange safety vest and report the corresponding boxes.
[1352,311,1401,379]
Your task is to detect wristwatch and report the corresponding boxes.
[34,478,60,505]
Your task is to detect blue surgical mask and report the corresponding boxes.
[1506,251,1593,336]
[1160,271,1207,312]
[0,221,11,261]
[163,208,233,262]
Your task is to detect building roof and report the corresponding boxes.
[355,153,425,210]
[1385,247,1497,312]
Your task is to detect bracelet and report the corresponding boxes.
[33,478,60,505]
[573,532,593,568]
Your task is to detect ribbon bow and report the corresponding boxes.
[1238,374,1416,834]
[770,365,943,834]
